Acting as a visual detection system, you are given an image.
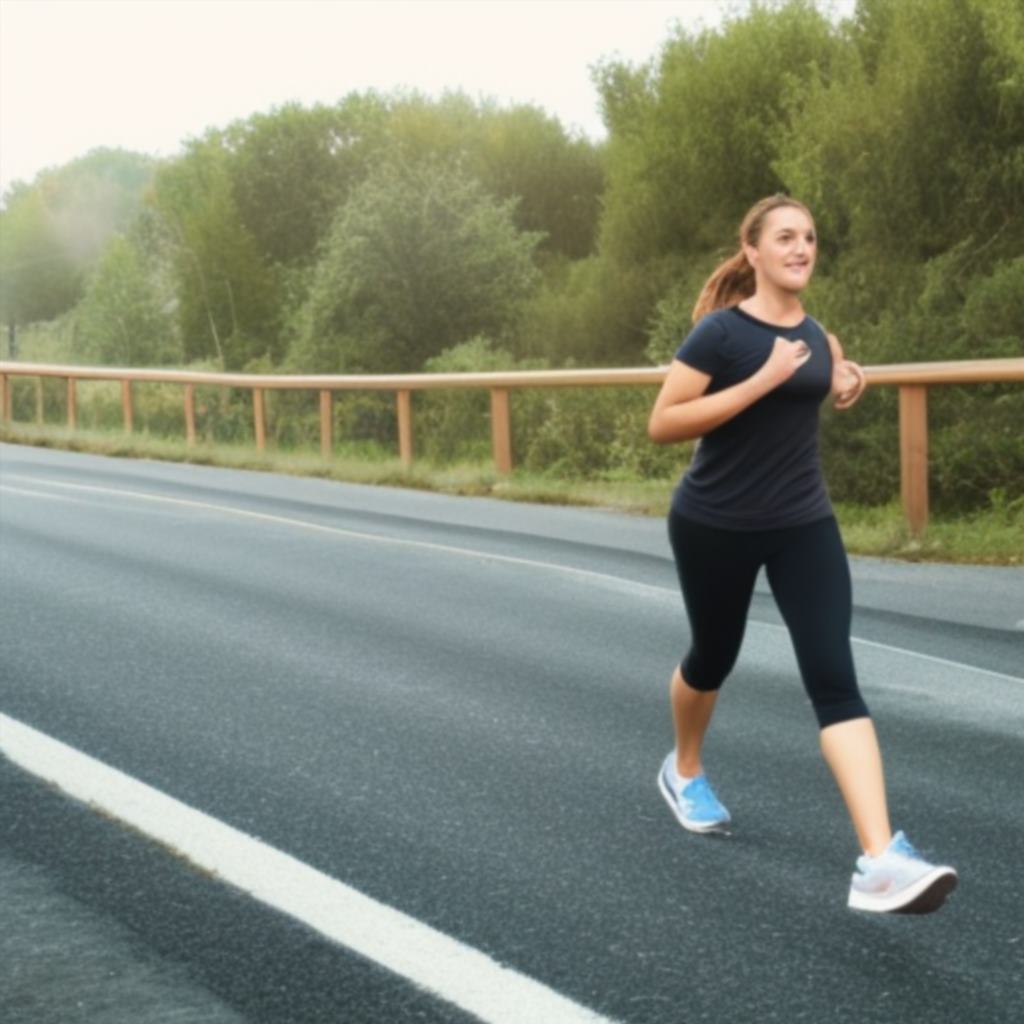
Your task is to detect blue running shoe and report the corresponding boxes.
[657,753,731,833]
[848,831,957,914]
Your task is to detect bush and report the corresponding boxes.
[521,385,683,480]
[416,337,549,462]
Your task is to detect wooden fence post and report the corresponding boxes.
[490,388,513,475]
[67,378,77,430]
[899,384,929,536]
[122,379,134,433]
[253,388,266,452]
[320,390,333,458]
[184,385,196,446]
[397,390,413,467]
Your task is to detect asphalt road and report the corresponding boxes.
[1,443,1022,1024]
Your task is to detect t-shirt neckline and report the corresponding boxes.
[730,304,807,332]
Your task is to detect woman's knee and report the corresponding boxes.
[681,651,735,692]
[813,695,871,730]
[802,658,869,727]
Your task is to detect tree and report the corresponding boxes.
[781,0,1022,262]
[0,184,81,343]
[387,93,604,261]
[556,0,845,365]
[595,0,842,267]
[150,137,281,369]
[289,161,543,373]
[75,234,181,366]
[0,148,153,351]
[221,95,390,268]
[775,0,1024,352]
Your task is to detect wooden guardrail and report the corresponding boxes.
[1,358,1022,535]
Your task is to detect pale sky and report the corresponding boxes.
[0,0,855,196]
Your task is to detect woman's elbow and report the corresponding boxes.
[647,414,669,444]
[648,414,689,445]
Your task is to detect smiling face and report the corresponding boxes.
[743,205,817,295]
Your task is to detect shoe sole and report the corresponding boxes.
[656,767,731,835]
[848,868,958,915]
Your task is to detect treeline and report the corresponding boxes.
[1,0,1021,510]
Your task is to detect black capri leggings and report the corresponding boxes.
[668,511,869,729]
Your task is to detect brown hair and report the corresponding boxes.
[691,194,813,323]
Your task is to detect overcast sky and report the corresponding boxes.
[0,0,854,196]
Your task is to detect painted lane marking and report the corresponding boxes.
[0,712,618,1024]
[2,475,1021,686]
[0,476,669,600]
[0,481,142,509]
[0,482,131,507]
[842,635,1023,684]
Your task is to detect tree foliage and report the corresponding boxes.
[777,0,1024,328]
[385,93,604,260]
[0,184,81,331]
[289,161,542,373]
[150,138,281,369]
[119,90,599,371]
[580,0,846,365]
[0,148,153,338]
[75,234,180,366]
[220,96,391,268]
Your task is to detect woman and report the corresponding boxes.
[648,194,957,914]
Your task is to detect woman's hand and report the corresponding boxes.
[833,359,866,409]
[757,336,812,389]
[826,332,866,410]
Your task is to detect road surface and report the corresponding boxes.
[1,443,1022,1023]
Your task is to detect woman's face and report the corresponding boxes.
[744,206,817,294]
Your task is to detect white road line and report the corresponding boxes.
[0,482,119,507]
[0,475,670,599]
[0,712,618,1024]
[841,634,1023,684]
[2,474,1020,685]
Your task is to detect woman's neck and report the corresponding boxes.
[739,289,805,328]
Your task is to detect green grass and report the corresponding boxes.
[2,421,1020,565]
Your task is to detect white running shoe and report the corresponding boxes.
[657,753,731,833]
[848,831,958,914]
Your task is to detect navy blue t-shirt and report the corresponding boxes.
[671,305,834,530]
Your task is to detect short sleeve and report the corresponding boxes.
[674,312,729,377]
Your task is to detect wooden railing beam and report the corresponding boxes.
[0,358,1021,390]
[320,390,333,459]
[397,390,413,467]
[66,378,77,430]
[122,379,134,433]
[490,388,512,475]
[899,385,929,536]
[184,384,196,447]
[253,388,266,452]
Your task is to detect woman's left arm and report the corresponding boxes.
[826,332,867,410]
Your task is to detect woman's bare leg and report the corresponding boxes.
[671,665,720,778]
[820,717,893,856]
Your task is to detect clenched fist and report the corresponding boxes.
[832,359,866,409]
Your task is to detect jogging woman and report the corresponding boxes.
[648,194,957,914]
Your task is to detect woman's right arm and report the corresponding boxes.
[648,337,812,444]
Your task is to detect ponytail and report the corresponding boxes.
[691,250,756,323]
